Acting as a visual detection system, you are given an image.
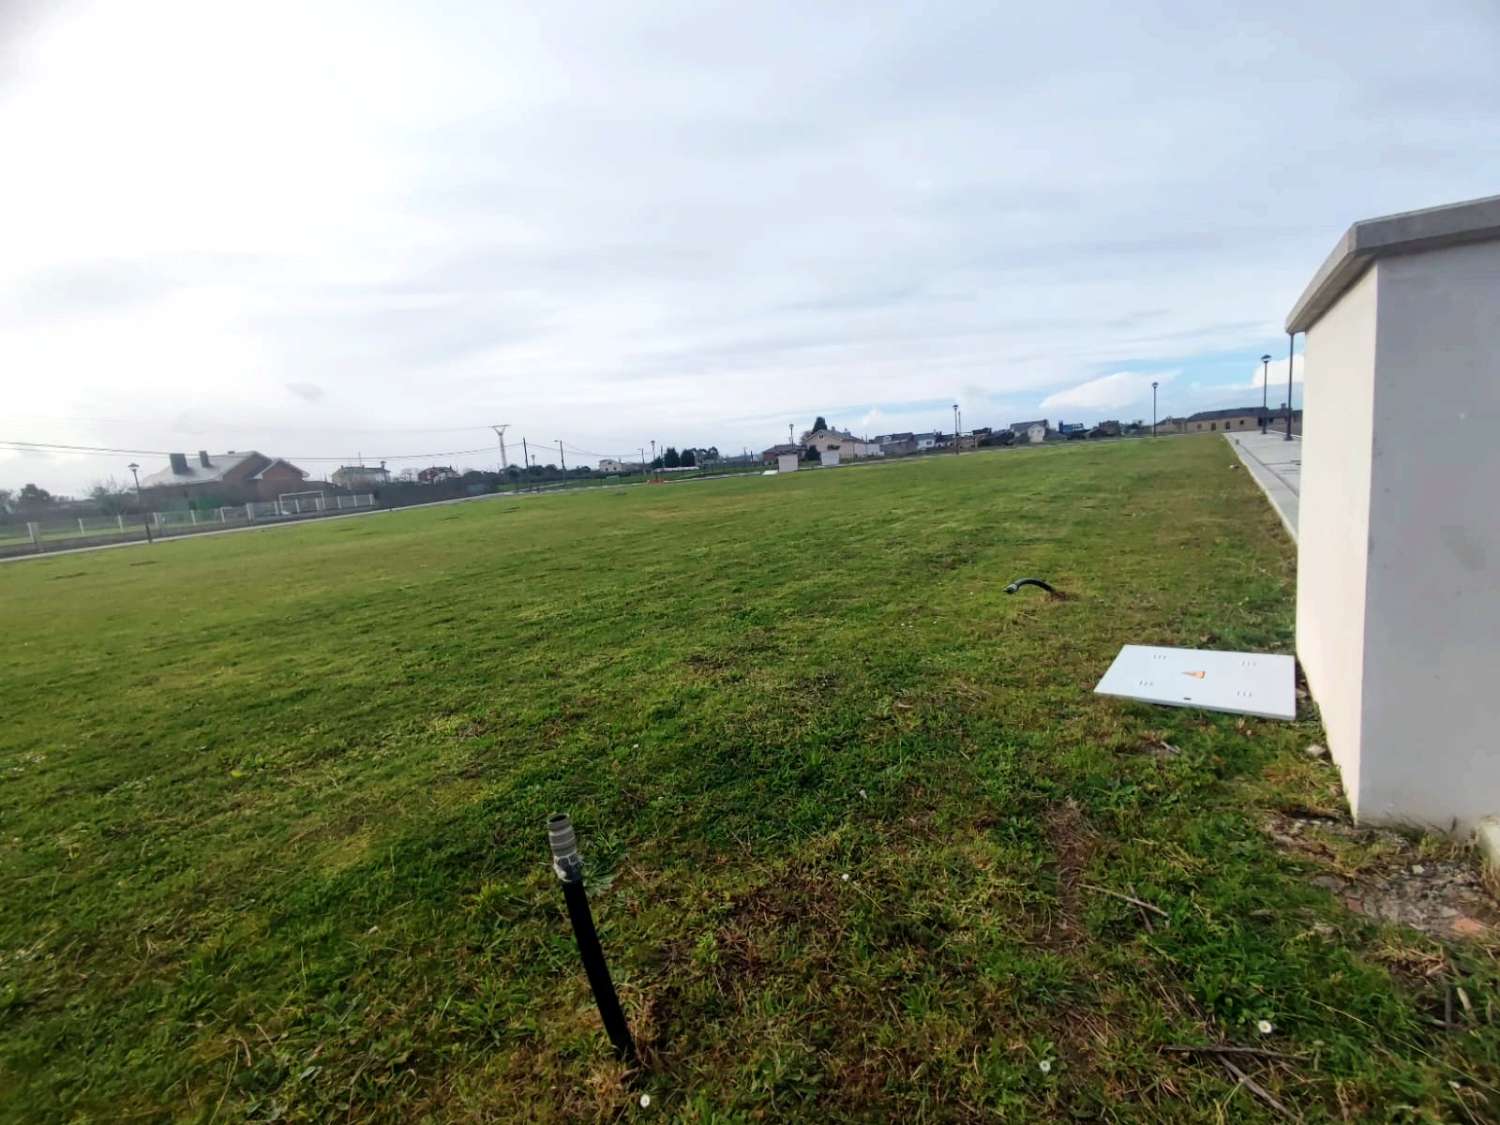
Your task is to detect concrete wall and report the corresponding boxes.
[1358,242,1500,829]
[1188,415,1260,432]
[1299,242,1500,831]
[1297,266,1379,811]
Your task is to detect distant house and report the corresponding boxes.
[799,427,877,460]
[331,464,391,489]
[417,465,458,484]
[760,443,801,465]
[1183,407,1303,434]
[1009,420,1049,444]
[139,450,311,503]
[913,432,940,451]
[597,458,641,473]
[873,432,917,456]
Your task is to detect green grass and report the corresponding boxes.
[2,439,1496,1121]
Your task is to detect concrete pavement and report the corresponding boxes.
[1226,431,1300,541]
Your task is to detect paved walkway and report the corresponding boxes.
[1226,431,1300,541]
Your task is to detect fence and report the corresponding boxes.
[149,493,375,530]
[0,495,377,557]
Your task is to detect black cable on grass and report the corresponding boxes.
[1004,577,1059,596]
[547,814,639,1066]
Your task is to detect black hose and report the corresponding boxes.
[1004,577,1057,595]
[548,814,639,1066]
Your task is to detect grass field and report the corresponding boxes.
[2,438,1497,1121]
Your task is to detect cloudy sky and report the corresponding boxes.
[3,0,1499,490]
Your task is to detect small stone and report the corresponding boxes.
[1310,874,1346,892]
[1452,916,1488,938]
[1411,864,1426,875]
[1304,743,1328,759]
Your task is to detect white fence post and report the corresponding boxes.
[153,512,163,529]
[27,521,39,548]
[220,508,227,523]
[190,509,198,526]
[245,503,255,521]
[78,517,86,534]
[117,514,125,531]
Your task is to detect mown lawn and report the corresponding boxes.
[2,438,1496,1121]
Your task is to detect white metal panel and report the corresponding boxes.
[777,454,799,473]
[1094,645,1295,720]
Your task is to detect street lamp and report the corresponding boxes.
[1260,354,1272,433]
[1284,333,1296,441]
[952,403,960,455]
[1151,381,1158,436]
[127,462,152,544]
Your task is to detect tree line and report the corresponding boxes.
[650,446,718,469]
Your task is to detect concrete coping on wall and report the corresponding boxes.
[1285,193,1500,334]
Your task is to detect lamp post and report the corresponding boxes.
[1260,354,1272,433]
[1151,381,1158,436]
[127,462,152,544]
[952,403,960,454]
[1284,333,1296,441]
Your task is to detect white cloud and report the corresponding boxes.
[1040,370,1176,414]
[1247,354,1305,389]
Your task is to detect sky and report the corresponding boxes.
[2,0,1499,491]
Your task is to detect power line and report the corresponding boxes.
[0,439,500,462]
[0,440,173,456]
[5,413,495,435]
[3,433,728,471]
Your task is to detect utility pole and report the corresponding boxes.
[1258,356,1271,433]
[1284,333,1296,441]
[127,462,152,544]
[557,440,566,471]
[1152,382,1159,436]
[522,436,530,490]
[952,404,960,455]
[491,424,509,474]
[788,422,794,446]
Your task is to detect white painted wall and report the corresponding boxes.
[1297,266,1378,809]
[1299,242,1500,831]
[777,454,799,473]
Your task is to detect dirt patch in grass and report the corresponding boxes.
[1266,812,1499,940]
[1042,799,1096,950]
